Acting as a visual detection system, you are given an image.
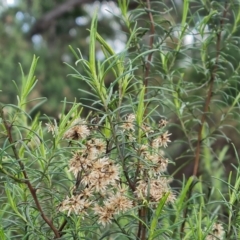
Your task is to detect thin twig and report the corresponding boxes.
[58,219,68,235]
[1,110,60,238]
[193,1,229,176]
[0,166,28,183]
[137,208,142,239]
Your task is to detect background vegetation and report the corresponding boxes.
[0,0,240,239]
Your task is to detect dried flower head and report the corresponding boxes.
[121,114,136,132]
[127,113,136,122]
[69,151,92,177]
[59,195,91,217]
[146,154,169,173]
[93,204,115,226]
[206,223,225,240]
[152,138,160,149]
[87,138,106,155]
[158,131,172,148]
[106,192,133,213]
[63,118,90,140]
[159,119,168,128]
[139,144,149,155]
[93,190,132,226]
[45,120,58,136]
[141,123,154,137]
[135,178,174,203]
[80,187,94,198]
[81,157,120,192]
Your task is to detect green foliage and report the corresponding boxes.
[0,1,240,240]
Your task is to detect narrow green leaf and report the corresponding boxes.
[149,193,170,240]
[89,11,98,80]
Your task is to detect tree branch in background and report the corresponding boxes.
[30,0,90,36]
[29,0,141,37]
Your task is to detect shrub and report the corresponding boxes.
[1,1,240,239]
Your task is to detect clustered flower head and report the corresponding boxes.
[121,113,136,132]
[121,115,173,204]
[45,119,58,136]
[58,195,91,217]
[135,178,175,203]
[205,223,225,240]
[93,190,133,226]
[56,114,174,226]
[63,118,90,140]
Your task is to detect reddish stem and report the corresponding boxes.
[193,1,229,176]
[2,111,60,238]
[137,1,155,238]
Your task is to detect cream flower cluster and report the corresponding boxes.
[52,114,174,226]
[120,114,174,203]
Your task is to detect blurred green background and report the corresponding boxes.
[0,0,130,116]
